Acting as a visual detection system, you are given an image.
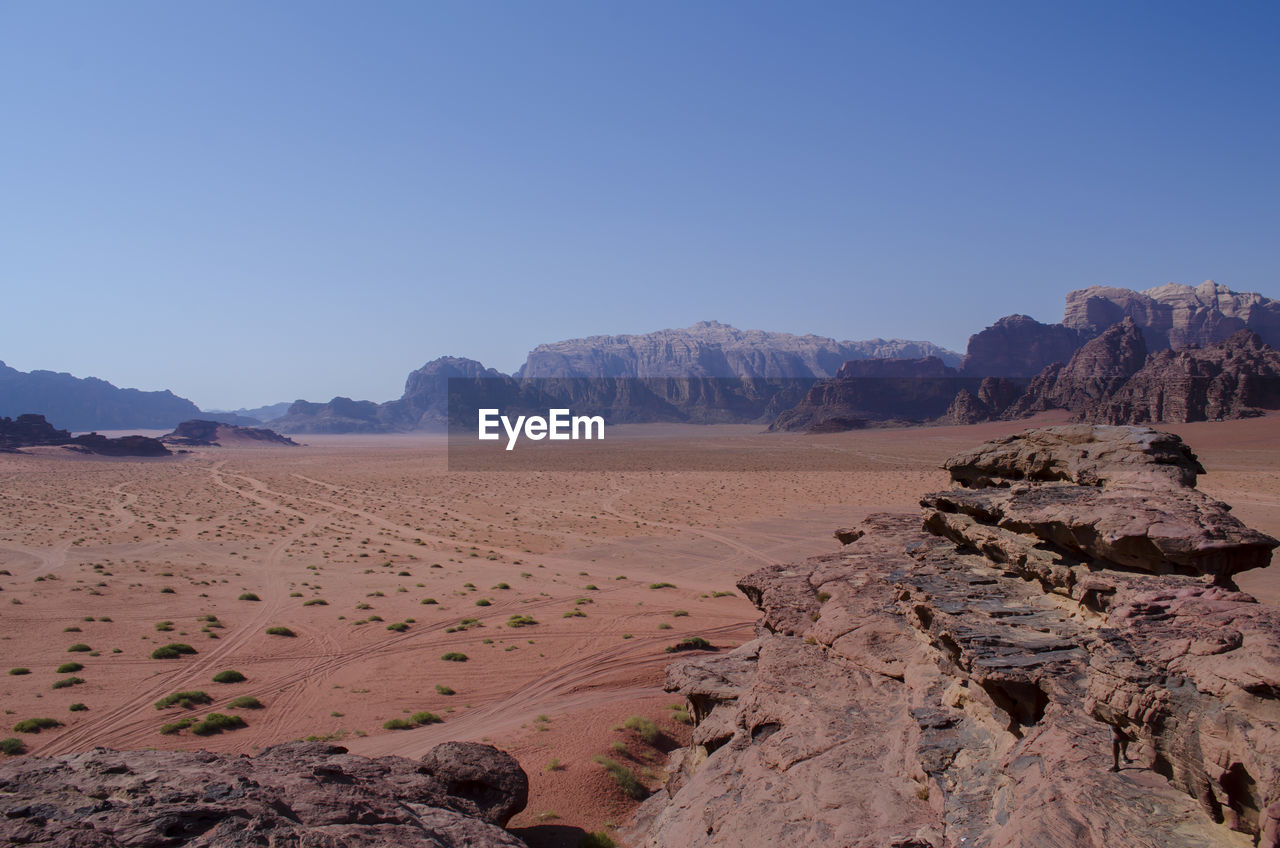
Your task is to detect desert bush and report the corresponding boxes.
[435,684,455,695]
[383,718,413,730]
[191,713,245,736]
[506,615,537,628]
[671,609,689,617]
[579,832,617,848]
[592,755,647,799]
[386,622,409,632]
[212,670,246,684]
[265,626,296,637]
[624,715,661,744]
[410,711,443,725]
[303,598,328,606]
[159,717,195,735]
[648,582,676,590]
[665,636,712,653]
[69,703,88,712]
[441,652,468,662]
[0,737,26,755]
[563,609,586,618]
[421,597,438,604]
[238,592,260,601]
[51,676,84,690]
[155,691,212,710]
[155,621,174,631]
[474,598,491,607]
[67,643,91,653]
[8,668,29,676]
[13,717,61,733]
[56,662,83,674]
[151,643,196,660]
[227,696,263,709]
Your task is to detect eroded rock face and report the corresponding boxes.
[633,427,1279,848]
[960,314,1087,378]
[1064,280,1280,351]
[0,741,529,847]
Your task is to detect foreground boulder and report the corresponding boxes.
[0,741,529,847]
[633,426,1279,848]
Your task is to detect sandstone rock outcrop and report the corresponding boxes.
[633,426,1279,848]
[161,419,299,447]
[0,414,170,457]
[0,741,529,847]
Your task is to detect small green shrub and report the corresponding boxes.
[665,636,712,653]
[624,715,661,744]
[67,643,91,653]
[227,695,263,709]
[265,626,296,637]
[507,615,537,628]
[435,684,455,695]
[56,662,83,674]
[8,668,29,676]
[191,713,245,736]
[441,652,468,662]
[159,717,195,735]
[563,609,586,618]
[238,592,260,601]
[671,609,689,617]
[421,597,438,604]
[386,622,409,632]
[648,582,676,590]
[303,598,328,606]
[212,670,246,684]
[151,643,196,660]
[409,711,443,725]
[51,676,84,690]
[475,598,491,607]
[13,717,62,734]
[155,691,212,710]
[592,755,647,799]
[579,833,617,848]
[69,703,88,712]
[383,718,413,730]
[0,737,26,755]
[154,621,174,632]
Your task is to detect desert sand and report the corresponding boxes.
[2,413,1277,844]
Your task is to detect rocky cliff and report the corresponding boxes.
[1000,326,1280,424]
[1064,280,1280,350]
[0,740,530,847]
[632,426,1280,848]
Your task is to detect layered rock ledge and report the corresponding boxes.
[0,741,530,847]
[632,425,1280,848]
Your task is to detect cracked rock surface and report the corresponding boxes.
[0,741,529,847]
[631,425,1279,848]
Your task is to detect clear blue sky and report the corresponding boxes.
[2,1,1277,409]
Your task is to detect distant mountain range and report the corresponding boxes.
[3,281,1277,433]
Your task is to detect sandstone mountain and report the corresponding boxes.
[961,281,1280,379]
[0,360,203,431]
[517,320,962,378]
[996,325,1280,424]
[1064,280,1280,350]
[633,426,1280,848]
[0,740,531,847]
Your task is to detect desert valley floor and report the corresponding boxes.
[3,414,1279,843]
